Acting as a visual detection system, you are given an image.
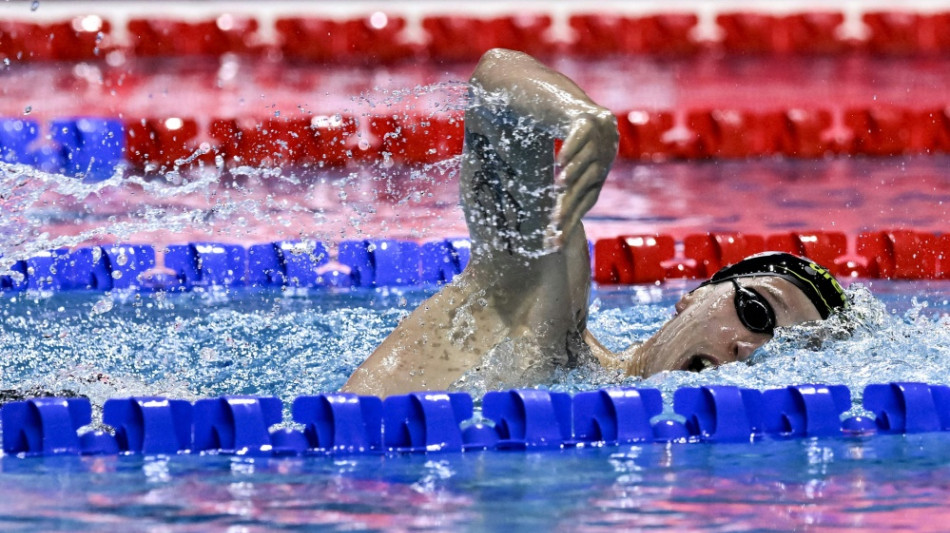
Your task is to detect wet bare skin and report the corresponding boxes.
[344,49,611,397]
[342,49,824,398]
[625,277,823,377]
[343,225,592,395]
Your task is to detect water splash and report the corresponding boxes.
[0,282,945,418]
[571,283,950,406]
[2,72,948,418]
[0,82,476,275]
[0,288,410,410]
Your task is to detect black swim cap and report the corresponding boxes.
[697,252,847,319]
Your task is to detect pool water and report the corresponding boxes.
[2,431,950,530]
[1,281,947,409]
[4,148,950,264]
[3,283,946,530]
[1,8,950,530]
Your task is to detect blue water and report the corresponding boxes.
[0,237,947,530]
[0,280,947,408]
[1,432,949,531]
[1,33,948,530]
[0,257,949,531]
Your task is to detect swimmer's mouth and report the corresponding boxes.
[681,354,720,373]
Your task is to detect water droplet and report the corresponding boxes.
[30,0,39,11]
[116,253,128,266]
[23,106,31,115]
[274,110,280,118]
[111,270,123,280]
[90,297,113,315]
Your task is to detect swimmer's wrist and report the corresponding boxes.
[557,107,619,148]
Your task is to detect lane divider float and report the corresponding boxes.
[5,11,950,64]
[2,230,949,292]
[2,383,946,457]
[3,106,950,180]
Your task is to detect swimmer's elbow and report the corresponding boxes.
[474,48,520,70]
[477,48,513,66]
[470,48,532,88]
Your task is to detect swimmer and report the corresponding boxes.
[343,49,847,397]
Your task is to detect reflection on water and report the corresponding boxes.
[1,433,950,530]
[2,47,949,531]
[0,154,464,276]
[4,154,950,277]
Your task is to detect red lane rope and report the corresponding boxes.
[594,230,950,283]
[4,230,948,293]
[4,11,950,64]
[115,107,950,170]
[9,107,938,172]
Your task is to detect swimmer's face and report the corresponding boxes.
[635,276,823,376]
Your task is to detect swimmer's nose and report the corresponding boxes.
[733,341,758,362]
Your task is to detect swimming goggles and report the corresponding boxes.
[730,279,776,335]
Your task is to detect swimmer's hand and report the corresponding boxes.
[555,110,619,241]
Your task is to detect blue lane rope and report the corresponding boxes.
[3,120,949,457]
[0,239,473,292]
[1,118,124,181]
[1,383,944,457]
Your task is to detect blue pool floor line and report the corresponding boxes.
[2,383,947,457]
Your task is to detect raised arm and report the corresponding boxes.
[463,49,619,255]
[343,50,619,397]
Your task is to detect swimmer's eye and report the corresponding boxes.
[731,279,776,335]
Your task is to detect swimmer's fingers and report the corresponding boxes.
[558,163,605,233]
[554,110,618,237]
[560,177,602,238]
[561,143,609,216]
[558,113,618,181]
[557,117,596,168]
[557,140,598,187]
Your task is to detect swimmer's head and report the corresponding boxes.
[634,252,847,376]
[694,252,848,319]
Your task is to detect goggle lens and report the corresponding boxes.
[731,279,776,335]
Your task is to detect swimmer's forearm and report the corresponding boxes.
[470,49,613,134]
[466,48,619,247]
